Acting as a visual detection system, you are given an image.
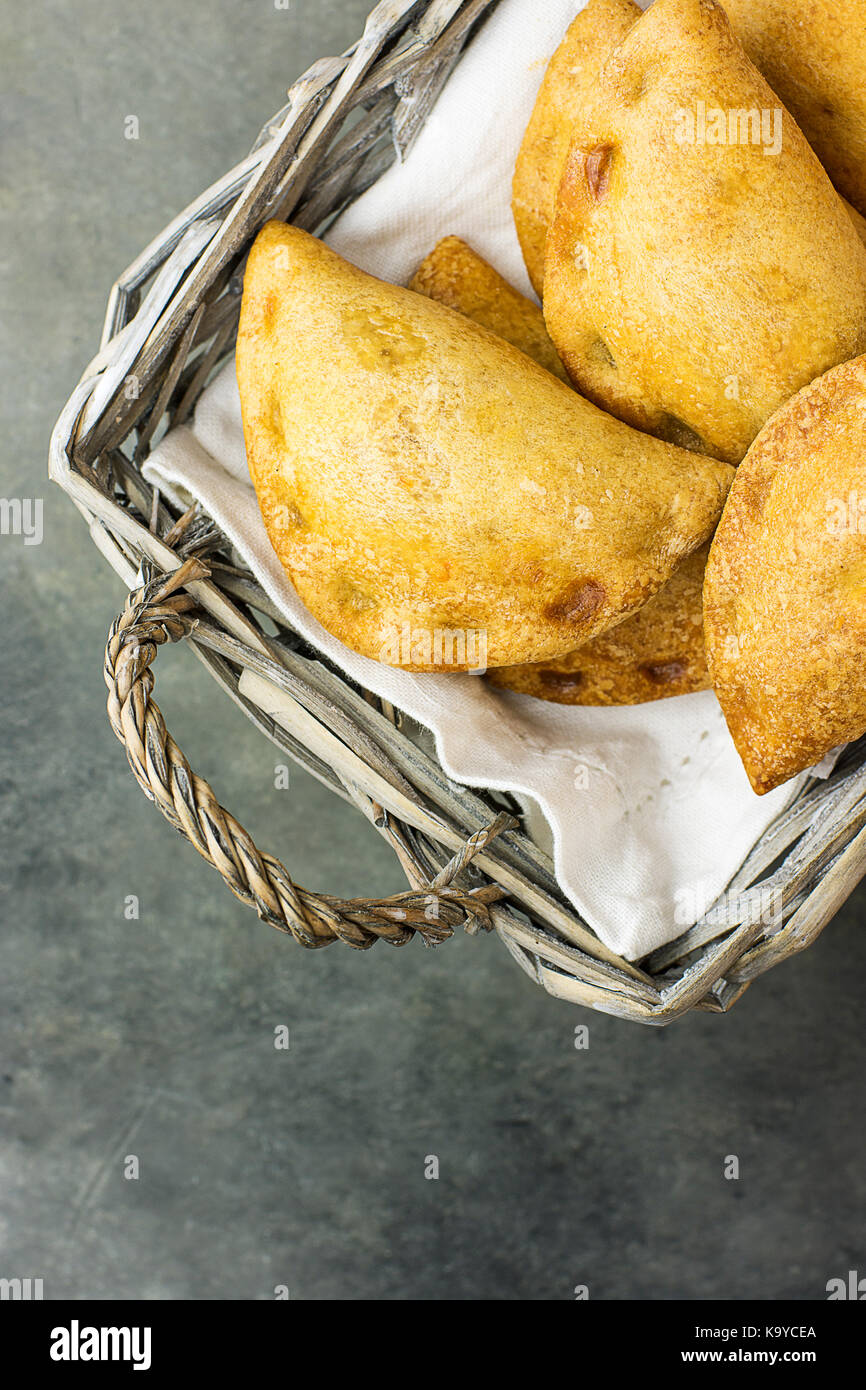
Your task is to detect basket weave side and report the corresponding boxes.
[104,555,514,948]
[50,0,866,1021]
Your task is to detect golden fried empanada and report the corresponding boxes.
[491,544,710,705]
[512,0,640,297]
[724,0,866,217]
[410,234,710,704]
[237,222,733,672]
[844,197,866,248]
[408,235,569,382]
[543,0,866,465]
[704,355,866,794]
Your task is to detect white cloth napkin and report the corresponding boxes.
[143,0,808,959]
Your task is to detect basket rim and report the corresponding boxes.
[48,0,866,1021]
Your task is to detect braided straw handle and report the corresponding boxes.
[103,559,513,950]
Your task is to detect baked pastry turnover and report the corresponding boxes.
[237,221,732,671]
[704,355,866,793]
[542,0,866,465]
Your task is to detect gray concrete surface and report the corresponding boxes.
[1,0,864,1301]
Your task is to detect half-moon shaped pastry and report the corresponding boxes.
[512,0,640,297]
[543,0,866,465]
[723,0,866,218]
[410,235,710,704]
[237,222,733,671]
[704,354,866,794]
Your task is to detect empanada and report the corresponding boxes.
[512,0,640,297]
[704,354,866,794]
[237,222,733,671]
[411,235,710,704]
[543,0,866,465]
[724,0,866,217]
[408,235,569,382]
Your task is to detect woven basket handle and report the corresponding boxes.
[103,559,512,950]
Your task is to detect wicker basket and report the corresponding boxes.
[49,0,866,1023]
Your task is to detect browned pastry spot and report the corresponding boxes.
[540,670,585,695]
[545,578,607,626]
[585,144,614,201]
[642,660,688,684]
[658,414,705,455]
